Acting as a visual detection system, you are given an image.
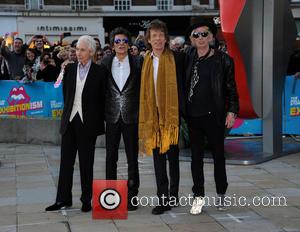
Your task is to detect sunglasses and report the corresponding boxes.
[192,31,210,39]
[114,38,129,44]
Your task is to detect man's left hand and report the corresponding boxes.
[225,112,236,129]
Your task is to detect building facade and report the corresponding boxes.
[291,0,300,36]
[0,0,219,45]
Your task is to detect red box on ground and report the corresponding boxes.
[92,180,128,219]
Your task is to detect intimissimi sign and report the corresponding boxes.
[37,26,87,32]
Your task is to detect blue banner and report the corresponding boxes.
[0,80,63,118]
[229,76,300,135]
[0,77,299,134]
[284,76,300,134]
[46,84,64,119]
[229,118,262,135]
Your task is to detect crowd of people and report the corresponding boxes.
[0,31,190,82]
[0,35,68,82]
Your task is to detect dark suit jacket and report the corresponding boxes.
[101,54,143,124]
[173,51,186,118]
[60,62,106,136]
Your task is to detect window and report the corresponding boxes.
[157,0,173,10]
[25,0,44,10]
[71,0,88,11]
[295,20,300,37]
[114,0,131,11]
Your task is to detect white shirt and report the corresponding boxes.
[112,55,130,91]
[151,52,159,104]
[69,61,91,122]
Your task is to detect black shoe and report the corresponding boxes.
[128,202,138,211]
[151,205,171,215]
[81,203,92,212]
[45,202,72,211]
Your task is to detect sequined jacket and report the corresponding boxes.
[101,54,143,124]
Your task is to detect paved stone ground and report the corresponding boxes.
[0,142,300,232]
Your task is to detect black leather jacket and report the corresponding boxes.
[185,47,239,124]
[101,54,143,124]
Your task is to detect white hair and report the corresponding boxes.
[173,36,185,46]
[77,35,96,55]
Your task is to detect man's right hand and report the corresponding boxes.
[27,35,36,46]
[294,72,300,79]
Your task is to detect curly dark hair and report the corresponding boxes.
[144,19,169,50]
[109,27,131,46]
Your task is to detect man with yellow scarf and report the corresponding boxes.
[139,19,185,215]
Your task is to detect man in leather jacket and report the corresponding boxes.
[184,19,239,214]
[101,27,143,211]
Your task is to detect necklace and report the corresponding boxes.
[197,48,211,61]
[188,48,212,102]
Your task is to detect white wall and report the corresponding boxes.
[0,17,17,37]
[16,16,105,45]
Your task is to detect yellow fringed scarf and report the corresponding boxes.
[139,49,179,156]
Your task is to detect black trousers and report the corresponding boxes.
[56,113,97,204]
[105,117,140,200]
[187,113,228,197]
[153,145,180,204]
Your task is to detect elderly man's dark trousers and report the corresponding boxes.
[187,113,228,197]
[56,113,97,205]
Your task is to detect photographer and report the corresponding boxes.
[27,35,53,57]
[0,52,10,80]
[21,48,39,83]
[1,37,26,80]
[36,52,60,82]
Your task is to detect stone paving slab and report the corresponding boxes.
[0,177,16,184]
[0,197,16,207]
[160,210,215,224]
[169,223,227,232]
[250,206,300,220]
[18,222,68,232]
[0,225,17,232]
[117,224,172,232]
[17,203,50,214]
[0,143,299,232]
[265,188,300,197]
[0,168,15,177]
[70,221,118,232]
[0,214,17,227]
[0,183,16,198]
[249,180,299,189]
[285,196,300,207]
[17,187,57,205]
[17,211,65,225]
[218,218,281,232]
[272,218,300,232]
